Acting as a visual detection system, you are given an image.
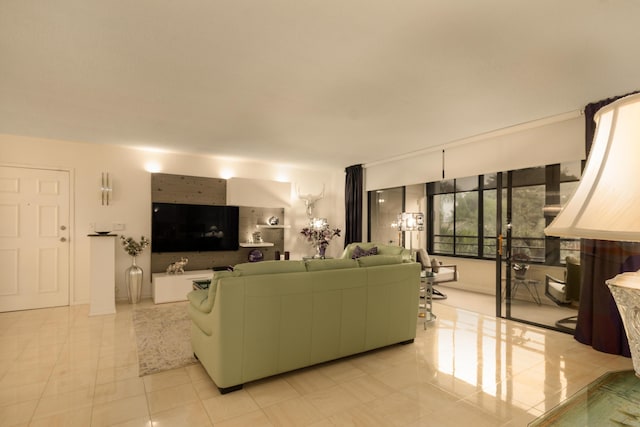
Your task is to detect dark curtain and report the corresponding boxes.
[574,92,639,356]
[583,92,638,154]
[344,164,363,246]
[575,240,634,356]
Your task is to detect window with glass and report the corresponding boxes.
[430,180,455,255]
[483,173,502,258]
[509,167,546,263]
[368,187,403,246]
[425,161,581,266]
[558,161,582,262]
[368,184,426,248]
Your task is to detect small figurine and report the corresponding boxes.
[166,257,188,274]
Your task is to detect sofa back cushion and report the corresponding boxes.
[356,254,403,267]
[234,260,307,276]
[305,258,358,271]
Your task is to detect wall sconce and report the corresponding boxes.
[101,172,112,206]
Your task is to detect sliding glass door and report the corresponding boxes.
[499,165,582,332]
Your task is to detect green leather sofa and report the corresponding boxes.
[187,244,420,393]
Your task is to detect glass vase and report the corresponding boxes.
[314,245,326,259]
[125,256,143,304]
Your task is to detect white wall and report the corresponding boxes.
[1,134,345,304]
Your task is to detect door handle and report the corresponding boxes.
[60,237,67,242]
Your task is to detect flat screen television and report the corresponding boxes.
[151,203,239,253]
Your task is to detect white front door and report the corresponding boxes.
[0,166,70,312]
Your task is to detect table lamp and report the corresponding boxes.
[398,212,424,258]
[545,93,640,377]
[311,217,328,230]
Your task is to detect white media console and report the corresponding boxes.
[152,269,214,304]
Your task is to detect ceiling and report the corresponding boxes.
[1,1,639,170]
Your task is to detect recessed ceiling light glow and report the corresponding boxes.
[220,168,234,179]
[135,146,171,154]
[274,173,289,183]
[144,161,162,173]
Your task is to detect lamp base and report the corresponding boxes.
[606,270,640,378]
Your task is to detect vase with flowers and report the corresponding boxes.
[120,235,150,303]
[300,219,341,258]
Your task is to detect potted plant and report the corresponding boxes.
[300,220,341,258]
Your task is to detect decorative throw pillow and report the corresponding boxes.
[351,245,378,259]
[431,258,440,273]
[351,245,366,259]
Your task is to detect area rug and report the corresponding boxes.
[530,370,640,426]
[132,303,198,376]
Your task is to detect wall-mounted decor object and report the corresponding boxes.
[101,172,112,206]
[297,184,325,219]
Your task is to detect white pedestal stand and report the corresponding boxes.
[88,234,117,316]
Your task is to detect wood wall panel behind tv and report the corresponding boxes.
[151,173,226,205]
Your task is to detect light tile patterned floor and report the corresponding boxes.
[0,299,632,426]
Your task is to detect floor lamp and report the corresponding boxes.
[545,93,640,378]
[397,212,424,260]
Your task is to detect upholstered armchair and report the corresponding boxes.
[545,255,581,331]
[416,248,458,300]
[545,256,581,305]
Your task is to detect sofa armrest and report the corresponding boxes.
[545,274,570,305]
[545,274,565,285]
[424,264,458,283]
[188,289,215,314]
